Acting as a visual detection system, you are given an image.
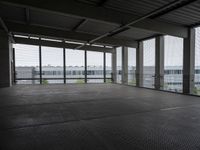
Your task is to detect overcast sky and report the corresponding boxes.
[14,27,200,67]
[14,44,112,66]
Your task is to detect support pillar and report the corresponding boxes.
[183,28,195,94]
[85,50,87,83]
[112,48,117,83]
[0,30,12,87]
[155,36,164,90]
[103,52,106,83]
[63,46,66,84]
[122,46,128,84]
[136,42,143,87]
[39,39,42,84]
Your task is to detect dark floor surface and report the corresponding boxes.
[1,84,200,150]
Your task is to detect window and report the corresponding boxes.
[14,44,40,84]
[143,39,155,88]
[41,46,63,84]
[194,27,200,95]
[128,48,136,85]
[164,35,183,93]
[106,53,112,83]
[116,47,122,83]
[87,51,104,83]
[65,49,85,83]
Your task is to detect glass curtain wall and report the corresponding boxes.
[164,35,183,93]
[116,47,122,83]
[106,53,112,83]
[14,44,40,84]
[128,47,136,85]
[143,39,156,88]
[66,49,85,83]
[41,46,63,84]
[87,51,104,83]
[194,27,200,95]
[14,44,113,85]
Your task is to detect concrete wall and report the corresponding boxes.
[0,30,12,87]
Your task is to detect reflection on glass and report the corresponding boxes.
[143,39,155,88]
[41,46,63,84]
[87,51,104,83]
[194,27,200,95]
[66,49,85,83]
[164,35,183,93]
[116,47,122,83]
[128,48,136,85]
[106,53,112,83]
[14,44,40,84]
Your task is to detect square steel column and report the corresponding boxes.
[39,39,42,85]
[136,42,143,87]
[103,52,106,83]
[63,46,66,84]
[183,28,195,94]
[112,48,117,83]
[122,46,128,84]
[0,30,12,87]
[155,36,164,90]
[84,50,87,83]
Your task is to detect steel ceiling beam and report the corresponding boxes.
[0,17,15,42]
[14,36,113,52]
[25,8,30,24]
[72,19,87,31]
[6,21,138,47]
[0,17,9,32]
[76,0,192,49]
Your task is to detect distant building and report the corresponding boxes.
[16,66,200,92]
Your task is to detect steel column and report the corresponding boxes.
[39,39,42,84]
[136,42,143,87]
[122,46,128,84]
[63,46,66,84]
[155,36,164,90]
[104,52,106,83]
[183,28,195,94]
[85,50,87,83]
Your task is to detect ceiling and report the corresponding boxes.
[0,0,199,48]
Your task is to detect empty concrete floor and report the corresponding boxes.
[1,84,200,150]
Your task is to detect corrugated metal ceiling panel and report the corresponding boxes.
[115,27,158,40]
[77,20,119,35]
[78,0,200,26]
[31,10,82,30]
[156,1,200,26]
[104,0,175,16]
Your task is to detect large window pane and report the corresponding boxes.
[164,35,183,93]
[87,51,104,83]
[194,27,200,95]
[42,46,63,84]
[14,44,40,84]
[143,39,155,88]
[128,48,136,85]
[116,47,122,83]
[106,53,112,83]
[66,49,85,83]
